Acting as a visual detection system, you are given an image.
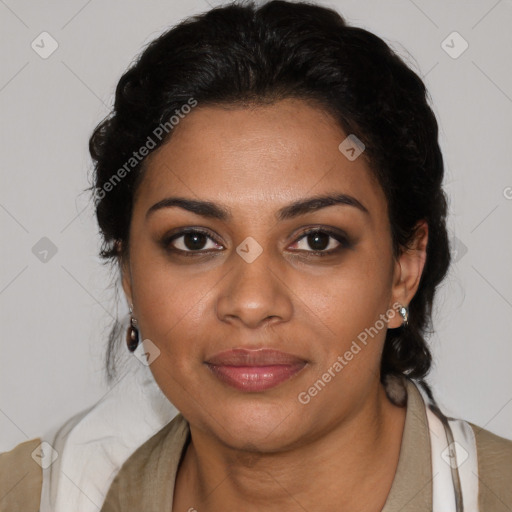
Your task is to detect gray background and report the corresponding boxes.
[1,0,511,451]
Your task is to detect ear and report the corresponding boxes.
[387,220,428,328]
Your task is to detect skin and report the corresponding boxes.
[121,98,428,511]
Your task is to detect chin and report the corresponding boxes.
[195,398,308,453]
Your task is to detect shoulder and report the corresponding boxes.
[468,422,512,510]
[101,413,190,511]
[118,411,190,474]
[0,438,43,512]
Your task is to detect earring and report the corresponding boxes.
[126,304,139,352]
[398,304,409,327]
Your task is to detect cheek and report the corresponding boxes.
[129,252,213,363]
[301,247,393,374]
[313,247,392,327]
[133,268,214,409]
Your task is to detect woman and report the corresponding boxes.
[1,1,511,510]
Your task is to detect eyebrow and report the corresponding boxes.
[145,193,369,222]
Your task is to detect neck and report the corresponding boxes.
[173,382,406,512]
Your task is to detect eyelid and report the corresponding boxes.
[163,227,224,253]
[161,225,352,256]
[290,227,351,254]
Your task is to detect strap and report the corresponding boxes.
[446,418,480,512]
[413,380,480,511]
[425,405,457,511]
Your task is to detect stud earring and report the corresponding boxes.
[126,303,139,352]
[398,304,409,327]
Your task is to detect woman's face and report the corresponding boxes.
[122,98,421,452]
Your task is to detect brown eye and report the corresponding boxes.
[164,229,224,255]
[290,228,351,255]
[304,231,331,251]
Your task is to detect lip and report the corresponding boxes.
[205,348,308,392]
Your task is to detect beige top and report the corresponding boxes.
[100,378,512,511]
[1,378,511,511]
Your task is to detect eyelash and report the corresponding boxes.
[161,227,351,258]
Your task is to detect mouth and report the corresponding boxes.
[205,348,308,392]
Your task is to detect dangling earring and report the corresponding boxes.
[398,304,409,327]
[126,304,139,352]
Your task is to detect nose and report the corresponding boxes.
[215,248,293,329]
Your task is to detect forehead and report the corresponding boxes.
[133,98,386,221]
